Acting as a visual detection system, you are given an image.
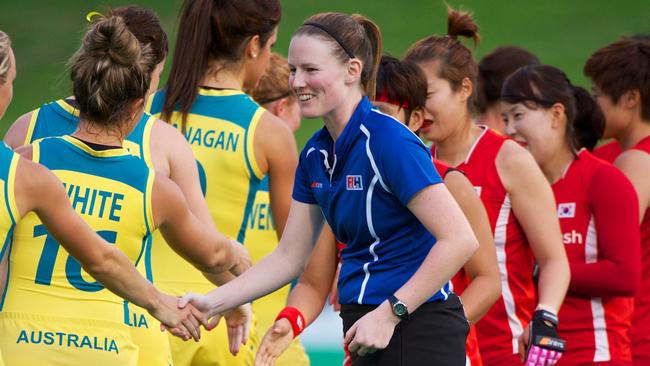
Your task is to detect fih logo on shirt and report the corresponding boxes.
[346,175,363,190]
[557,203,576,218]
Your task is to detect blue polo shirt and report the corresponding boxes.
[293,96,449,305]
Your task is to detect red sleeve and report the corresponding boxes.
[569,164,641,297]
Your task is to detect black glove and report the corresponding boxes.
[524,309,565,365]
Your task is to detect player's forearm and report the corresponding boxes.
[286,281,330,327]
[536,257,570,313]
[570,260,639,297]
[203,247,307,317]
[84,246,163,314]
[459,273,501,323]
[203,270,236,286]
[165,216,242,275]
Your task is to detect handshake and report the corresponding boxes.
[147,239,254,356]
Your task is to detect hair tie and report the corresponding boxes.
[86,11,105,23]
[303,22,355,59]
[256,90,293,105]
[443,34,461,46]
[376,87,410,109]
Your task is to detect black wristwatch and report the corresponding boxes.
[388,295,409,320]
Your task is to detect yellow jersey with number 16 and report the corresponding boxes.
[1,136,154,320]
[0,136,152,365]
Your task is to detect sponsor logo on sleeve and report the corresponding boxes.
[557,203,576,218]
[346,175,363,191]
[311,181,323,189]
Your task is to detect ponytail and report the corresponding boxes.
[447,6,480,47]
[161,0,214,125]
[70,15,152,128]
[352,14,382,99]
[405,6,479,112]
[162,0,281,129]
[571,86,605,151]
[108,6,168,71]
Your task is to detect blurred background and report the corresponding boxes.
[1,0,646,364]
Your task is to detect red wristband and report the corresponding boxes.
[275,306,305,338]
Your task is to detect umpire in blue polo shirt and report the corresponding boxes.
[177,12,479,366]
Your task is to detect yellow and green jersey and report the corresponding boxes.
[146,87,264,295]
[23,98,155,167]
[0,143,20,297]
[1,136,154,322]
[21,98,157,283]
[10,101,170,366]
[244,177,292,332]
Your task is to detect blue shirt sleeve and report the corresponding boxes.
[375,130,442,206]
[292,147,318,204]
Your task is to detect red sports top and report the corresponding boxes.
[593,140,622,163]
[594,136,650,361]
[432,126,535,366]
[553,150,640,365]
[434,159,483,366]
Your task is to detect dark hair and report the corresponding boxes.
[629,33,650,41]
[476,46,540,113]
[502,64,605,151]
[405,6,480,112]
[251,53,294,105]
[162,0,281,126]
[375,55,427,125]
[584,36,650,121]
[70,16,152,129]
[295,12,383,99]
[108,6,168,70]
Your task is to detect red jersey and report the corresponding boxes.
[593,140,622,163]
[594,136,650,361]
[627,136,650,362]
[553,150,640,365]
[434,159,483,366]
[432,126,536,366]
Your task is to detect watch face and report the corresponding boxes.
[394,302,407,316]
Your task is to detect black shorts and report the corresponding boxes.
[341,293,469,366]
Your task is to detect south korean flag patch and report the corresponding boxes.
[557,203,576,218]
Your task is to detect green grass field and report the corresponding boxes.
[0,1,646,364]
[1,0,647,148]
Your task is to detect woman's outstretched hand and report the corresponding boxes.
[255,318,294,366]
